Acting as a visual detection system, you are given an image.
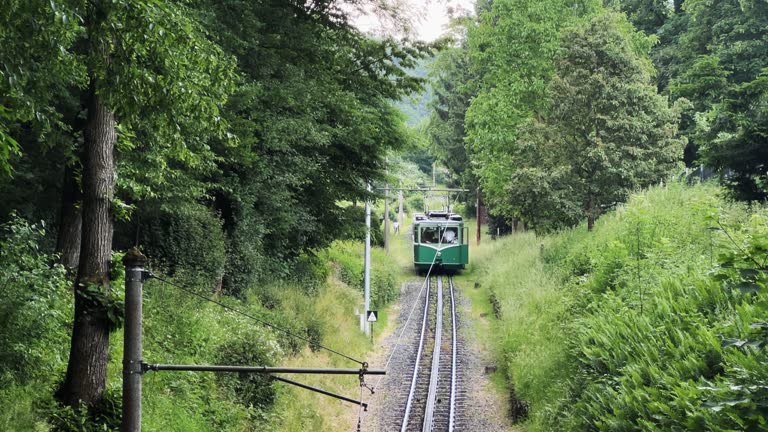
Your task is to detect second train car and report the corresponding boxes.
[412,210,468,273]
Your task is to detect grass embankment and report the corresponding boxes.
[0,223,400,431]
[468,183,768,431]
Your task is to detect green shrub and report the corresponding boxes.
[215,334,280,410]
[324,241,399,309]
[324,241,362,287]
[139,203,227,291]
[223,214,266,296]
[406,193,424,214]
[476,183,768,431]
[0,216,72,385]
[370,254,398,308]
[289,253,330,296]
[46,386,122,432]
[0,384,53,431]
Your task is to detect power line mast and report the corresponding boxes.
[120,248,383,431]
[363,182,372,336]
[384,183,390,253]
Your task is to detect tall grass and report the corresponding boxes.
[469,230,575,427]
[473,183,768,431]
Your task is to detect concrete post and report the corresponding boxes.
[384,184,390,253]
[364,183,371,336]
[122,248,147,432]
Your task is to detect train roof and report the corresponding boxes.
[426,210,462,221]
[413,213,464,225]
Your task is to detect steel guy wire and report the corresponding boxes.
[149,273,365,366]
[357,381,365,432]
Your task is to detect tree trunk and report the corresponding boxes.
[56,163,82,270]
[587,195,596,231]
[58,84,117,407]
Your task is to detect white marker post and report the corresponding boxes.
[367,310,378,342]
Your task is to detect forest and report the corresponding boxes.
[0,0,767,430]
[430,0,768,231]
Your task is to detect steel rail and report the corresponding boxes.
[422,276,444,431]
[448,276,458,432]
[401,277,432,432]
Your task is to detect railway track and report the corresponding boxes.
[400,275,459,432]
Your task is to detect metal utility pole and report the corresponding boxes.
[432,162,436,186]
[363,183,372,336]
[122,248,147,432]
[119,248,383,429]
[384,183,390,253]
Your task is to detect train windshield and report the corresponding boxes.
[420,226,459,244]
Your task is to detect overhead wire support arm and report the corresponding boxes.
[271,375,371,410]
[121,249,382,431]
[142,364,385,375]
[142,363,384,409]
[374,187,469,193]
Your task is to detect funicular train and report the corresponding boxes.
[412,210,468,273]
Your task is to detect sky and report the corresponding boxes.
[352,0,475,42]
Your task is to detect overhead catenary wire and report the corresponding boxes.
[357,224,445,431]
[150,273,366,366]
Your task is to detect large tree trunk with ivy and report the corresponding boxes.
[56,164,82,270]
[58,83,116,407]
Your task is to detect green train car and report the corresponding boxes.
[412,210,469,273]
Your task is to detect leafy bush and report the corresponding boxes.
[406,193,424,214]
[338,206,385,247]
[223,214,266,296]
[324,241,362,288]
[0,216,71,385]
[476,183,768,431]
[46,386,122,432]
[139,203,227,291]
[289,253,331,296]
[324,241,399,309]
[371,247,398,308]
[215,334,280,410]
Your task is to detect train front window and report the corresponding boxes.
[420,226,459,244]
[442,227,458,244]
[421,227,438,243]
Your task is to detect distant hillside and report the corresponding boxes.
[396,56,436,127]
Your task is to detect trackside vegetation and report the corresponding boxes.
[471,183,768,431]
[0,222,399,431]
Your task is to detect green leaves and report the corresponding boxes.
[0,0,85,175]
[0,216,72,385]
[452,2,684,230]
[201,0,430,278]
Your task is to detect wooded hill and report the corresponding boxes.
[428,0,768,231]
